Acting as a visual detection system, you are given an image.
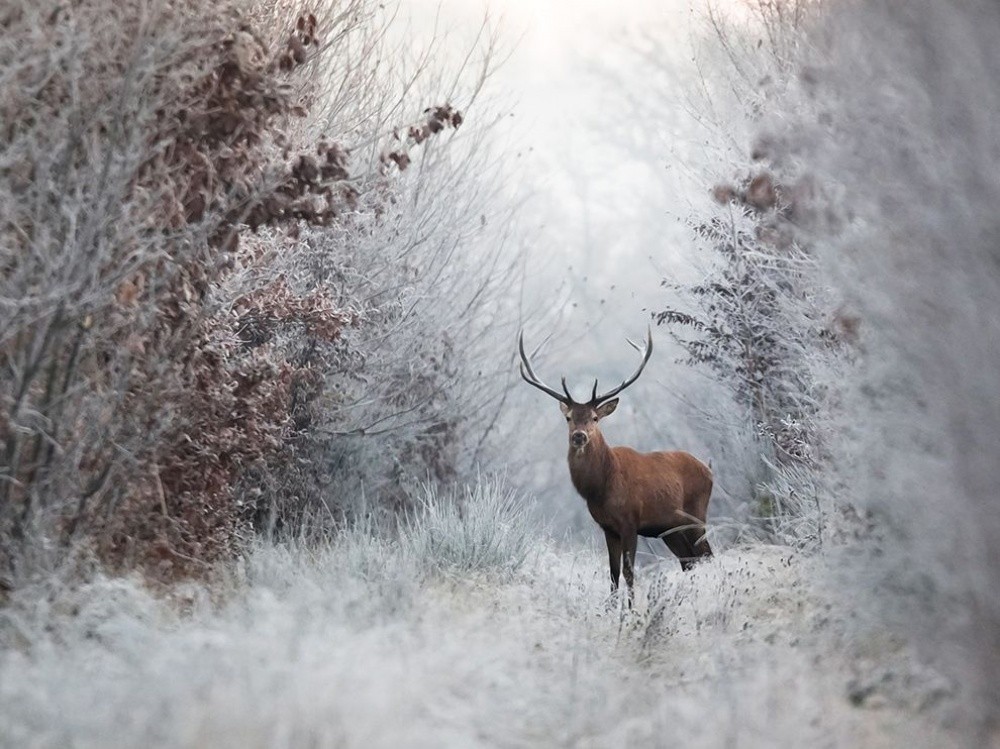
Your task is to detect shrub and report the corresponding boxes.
[653,1,850,546]
[755,0,1000,730]
[401,475,535,578]
[2,0,331,582]
[0,0,493,585]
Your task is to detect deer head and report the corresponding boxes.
[518,328,653,453]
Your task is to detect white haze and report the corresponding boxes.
[4,0,998,745]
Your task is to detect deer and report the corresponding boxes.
[518,328,713,602]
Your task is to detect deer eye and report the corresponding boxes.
[592,416,598,422]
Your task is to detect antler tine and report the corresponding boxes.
[591,326,654,404]
[518,330,573,404]
[560,377,575,403]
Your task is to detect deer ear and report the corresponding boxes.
[596,398,618,419]
[559,401,572,417]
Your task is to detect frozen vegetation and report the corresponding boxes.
[2,0,999,745]
[0,478,963,748]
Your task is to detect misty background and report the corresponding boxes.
[400,0,757,532]
[2,0,998,746]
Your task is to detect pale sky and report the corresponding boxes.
[397,0,753,342]
[406,6,704,253]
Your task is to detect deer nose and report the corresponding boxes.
[571,431,588,447]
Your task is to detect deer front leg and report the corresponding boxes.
[622,531,638,607]
[603,528,622,594]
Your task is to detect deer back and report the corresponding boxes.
[599,447,712,533]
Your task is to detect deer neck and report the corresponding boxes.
[567,431,614,505]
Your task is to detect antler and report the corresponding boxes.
[589,326,653,405]
[518,327,654,405]
[518,330,573,404]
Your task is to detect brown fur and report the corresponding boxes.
[560,400,713,600]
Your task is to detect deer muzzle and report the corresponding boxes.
[571,430,588,448]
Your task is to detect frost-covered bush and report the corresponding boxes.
[0,0,511,585]
[0,0,344,582]
[753,0,1000,731]
[657,183,845,545]
[635,0,998,734]
[654,1,848,546]
[240,95,519,534]
[401,475,535,578]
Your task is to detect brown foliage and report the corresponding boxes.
[382,104,464,172]
[0,0,465,583]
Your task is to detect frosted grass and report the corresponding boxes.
[401,475,534,578]
[0,479,962,748]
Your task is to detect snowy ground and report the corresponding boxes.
[0,517,964,749]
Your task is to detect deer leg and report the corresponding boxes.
[622,531,638,606]
[690,525,713,558]
[678,526,712,571]
[662,529,691,567]
[661,528,703,571]
[603,528,622,594]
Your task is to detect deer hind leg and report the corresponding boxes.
[662,529,694,569]
[662,526,712,571]
[621,532,638,607]
[680,525,713,570]
[603,528,622,594]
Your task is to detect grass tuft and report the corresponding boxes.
[401,475,536,578]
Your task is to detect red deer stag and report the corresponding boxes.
[518,328,713,600]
